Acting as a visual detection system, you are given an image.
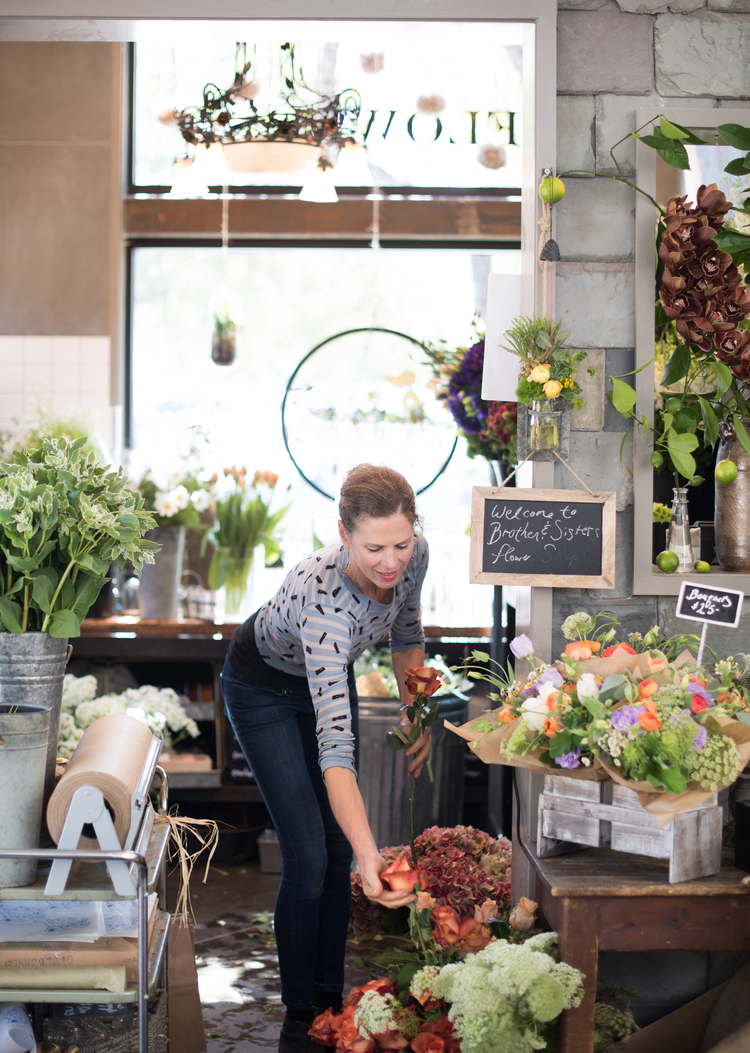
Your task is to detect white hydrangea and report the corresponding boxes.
[57,711,85,759]
[431,937,584,1053]
[354,991,397,1039]
[58,675,200,751]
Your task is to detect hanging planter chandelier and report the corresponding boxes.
[174,43,362,152]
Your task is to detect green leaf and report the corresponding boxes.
[386,732,405,751]
[709,360,733,395]
[599,674,625,703]
[724,157,750,176]
[48,608,81,638]
[396,961,420,992]
[697,397,720,448]
[72,574,104,620]
[668,431,699,453]
[661,344,691,387]
[656,118,705,145]
[639,134,690,170]
[608,377,637,416]
[718,123,750,152]
[0,597,23,634]
[407,725,420,744]
[737,712,750,726]
[580,697,608,721]
[668,447,697,481]
[31,573,55,614]
[714,228,750,254]
[655,764,687,795]
[733,414,750,456]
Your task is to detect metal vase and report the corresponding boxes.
[715,417,750,571]
[0,703,51,886]
[139,525,186,619]
[357,694,468,850]
[0,632,70,828]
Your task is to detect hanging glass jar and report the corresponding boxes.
[667,487,693,573]
[528,400,561,453]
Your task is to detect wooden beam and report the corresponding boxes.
[124,195,521,242]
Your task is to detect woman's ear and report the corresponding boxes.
[338,520,350,547]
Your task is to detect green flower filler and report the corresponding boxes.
[0,436,155,636]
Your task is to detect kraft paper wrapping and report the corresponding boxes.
[597,715,750,826]
[0,964,126,992]
[47,713,156,847]
[445,715,608,781]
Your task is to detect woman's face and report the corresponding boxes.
[339,513,415,591]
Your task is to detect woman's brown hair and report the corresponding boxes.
[338,464,419,535]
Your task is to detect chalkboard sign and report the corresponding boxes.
[469,487,617,588]
[676,580,744,628]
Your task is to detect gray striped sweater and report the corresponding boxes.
[253,534,429,773]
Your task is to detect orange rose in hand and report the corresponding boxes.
[404,667,442,697]
[380,856,427,892]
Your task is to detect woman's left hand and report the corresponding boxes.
[360,852,416,908]
[399,714,431,778]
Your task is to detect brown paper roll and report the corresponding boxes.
[47,714,155,847]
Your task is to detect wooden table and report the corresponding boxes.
[524,842,750,1053]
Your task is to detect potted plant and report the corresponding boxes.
[0,436,156,884]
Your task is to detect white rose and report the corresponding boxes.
[577,673,600,700]
[521,694,549,732]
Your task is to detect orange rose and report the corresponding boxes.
[648,656,667,673]
[431,905,461,947]
[691,695,710,715]
[602,642,636,656]
[416,891,437,912]
[376,1029,409,1050]
[543,713,563,737]
[497,704,517,724]
[416,1019,458,1053]
[343,977,395,1009]
[456,917,493,956]
[404,667,442,697]
[564,640,601,661]
[509,897,538,931]
[336,1009,376,1053]
[474,898,497,925]
[380,857,427,892]
[411,1034,446,1053]
[638,679,659,697]
[638,711,662,731]
[640,698,658,715]
[309,1007,337,1045]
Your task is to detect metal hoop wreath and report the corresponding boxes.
[281,326,458,501]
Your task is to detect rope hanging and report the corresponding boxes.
[537,198,551,320]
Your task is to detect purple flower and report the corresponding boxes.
[690,724,708,751]
[611,706,645,732]
[447,394,483,434]
[555,749,582,769]
[510,634,534,660]
[538,667,564,689]
[452,341,485,389]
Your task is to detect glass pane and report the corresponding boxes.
[133,22,524,190]
[131,246,520,625]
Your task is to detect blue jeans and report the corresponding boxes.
[221,658,359,1012]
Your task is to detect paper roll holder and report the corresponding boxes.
[45,733,165,897]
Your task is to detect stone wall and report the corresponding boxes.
[552,0,748,656]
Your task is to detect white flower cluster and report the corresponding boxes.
[354,991,398,1039]
[57,674,199,758]
[422,933,583,1053]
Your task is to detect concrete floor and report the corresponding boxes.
[172,860,376,1053]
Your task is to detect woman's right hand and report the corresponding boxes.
[360,852,416,908]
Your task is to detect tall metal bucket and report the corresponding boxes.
[0,703,50,886]
[357,694,468,851]
[0,633,70,822]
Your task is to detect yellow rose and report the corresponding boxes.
[529,364,551,383]
[543,379,562,398]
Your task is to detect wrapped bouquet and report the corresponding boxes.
[448,611,750,823]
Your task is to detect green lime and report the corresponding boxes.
[664,397,682,414]
[650,452,664,469]
[715,459,738,485]
[688,475,705,487]
[695,560,711,573]
[656,550,680,573]
[538,176,565,204]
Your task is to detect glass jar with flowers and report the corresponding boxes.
[205,467,289,620]
[500,315,594,455]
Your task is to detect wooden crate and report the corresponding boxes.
[537,775,722,883]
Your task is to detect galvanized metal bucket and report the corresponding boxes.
[0,703,50,886]
[0,632,70,823]
[357,694,468,850]
[139,525,185,619]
